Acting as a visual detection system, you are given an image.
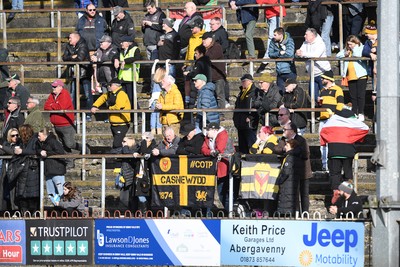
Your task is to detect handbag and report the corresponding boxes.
[341,77,349,87]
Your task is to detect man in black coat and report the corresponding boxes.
[2,96,24,140]
[233,74,259,154]
[5,74,30,109]
[176,124,204,155]
[329,181,363,218]
[178,2,203,58]
[62,32,93,116]
[254,75,281,127]
[142,1,166,60]
[111,6,135,47]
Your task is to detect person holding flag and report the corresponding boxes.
[320,107,369,204]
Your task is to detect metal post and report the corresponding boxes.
[101,157,106,217]
[2,9,6,49]
[50,0,54,28]
[133,63,138,133]
[57,11,62,78]
[310,60,316,133]
[372,1,400,266]
[39,159,45,218]
[76,64,81,134]
[141,111,146,134]
[82,111,87,181]
[228,172,233,218]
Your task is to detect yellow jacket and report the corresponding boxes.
[185,29,206,62]
[93,88,131,125]
[158,84,184,125]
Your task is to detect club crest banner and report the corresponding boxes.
[240,155,281,200]
[151,156,217,208]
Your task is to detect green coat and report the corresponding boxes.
[24,105,46,132]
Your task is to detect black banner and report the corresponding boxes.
[151,156,217,208]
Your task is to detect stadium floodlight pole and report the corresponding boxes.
[372,1,400,266]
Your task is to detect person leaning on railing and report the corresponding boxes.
[91,78,131,149]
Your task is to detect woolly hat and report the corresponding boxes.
[320,70,335,82]
[365,20,377,35]
[284,78,297,87]
[162,18,175,28]
[338,181,354,195]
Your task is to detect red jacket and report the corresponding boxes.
[44,88,75,127]
[256,0,286,19]
[202,128,230,178]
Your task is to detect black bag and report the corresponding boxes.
[7,156,27,185]
[224,42,241,59]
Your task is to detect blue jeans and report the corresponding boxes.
[309,75,323,103]
[321,15,334,57]
[12,0,23,10]
[46,175,65,196]
[319,119,328,169]
[263,16,279,59]
[150,84,162,130]
[71,78,92,110]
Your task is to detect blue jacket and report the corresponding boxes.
[196,82,220,129]
[230,0,259,25]
[268,32,296,75]
[361,40,375,77]
[76,13,108,51]
[337,44,368,79]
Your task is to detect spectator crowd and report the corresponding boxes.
[0,0,375,218]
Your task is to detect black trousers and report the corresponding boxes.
[299,179,310,213]
[348,78,367,115]
[111,124,130,148]
[328,157,353,190]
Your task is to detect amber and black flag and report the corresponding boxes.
[151,156,217,208]
[240,154,281,200]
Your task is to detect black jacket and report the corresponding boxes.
[76,13,108,51]
[142,7,166,47]
[158,29,181,60]
[276,151,299,215]
[111,12,135,47]
[16,134,40,199]
[176,133,205,155]
[178,12,203,49]
[2,108,25,141]
[233,83,259,130]
[254,83,281,127]
[212,26,229,53]
[5,84,30,110]
[96,45,119,84]
[334,191,363,218]
[205,42,226,81]
[278,86,308,129]
[62,37,92,79]
[37,133,66,177]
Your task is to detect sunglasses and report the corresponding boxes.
[278,114,287,116]
[11,134,19,137]
[88,8,96,11]
[7,102,16,105]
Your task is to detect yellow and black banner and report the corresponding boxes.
[151,156,217,208]
[240,155,281,200]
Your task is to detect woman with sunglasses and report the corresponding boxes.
[0,128,22,211]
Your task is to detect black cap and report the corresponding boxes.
[204,122,220,130]
[108,78,121,85]
[202,31,214,40]
[240,74,253,81]
[320,70,335,81]
[191,18,204,29]
[120,35,132,43]
[183,124,196,134]
[284,78,297,87]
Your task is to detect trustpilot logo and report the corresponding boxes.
[97,230,104,247]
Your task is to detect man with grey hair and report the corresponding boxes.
[155,75,184,135]
[296,27,331,102]
[178,2,203,58]
[24,96,46,132]
[5,74,30,109]
[152,126,180,156]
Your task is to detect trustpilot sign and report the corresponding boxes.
[221,220,364,267]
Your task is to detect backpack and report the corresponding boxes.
[224,42,241,59]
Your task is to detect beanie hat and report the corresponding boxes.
[338,181,354,195]
[365,20,377,35]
